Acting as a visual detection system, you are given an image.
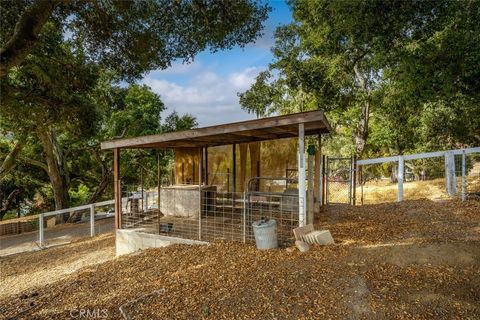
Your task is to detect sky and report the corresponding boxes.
[140,1,293,127]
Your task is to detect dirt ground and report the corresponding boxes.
[0,199,479,319]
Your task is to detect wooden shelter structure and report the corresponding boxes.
[101,110,331,251]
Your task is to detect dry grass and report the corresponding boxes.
[0,199,479,319]
[356,176,480,204]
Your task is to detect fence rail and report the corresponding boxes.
[0,199,121,250]
[356,147,480,204]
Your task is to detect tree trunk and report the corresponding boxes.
[354,101,370,158]
[0,0,59,77]
[0,189,20,221]
[37,127,70,211]
[0,142,23,181]
[353,64,371,158]
[88,170,112,204]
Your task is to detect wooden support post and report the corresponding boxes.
[227,168,230,193]
[198,148,203,240]
[232,144,237,194]
[239,143,248,192]
[249,142,261,191]
[204,147,209,185]
[181,162,185,184]
[114,148,121,229]
[157,153,161,218]
[298,123,306,227]
[192,159,195,184]
[397,156,404,202]
[307,152,314,224]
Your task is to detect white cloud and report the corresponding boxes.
[228,67,260,89]
[142,67,262,126]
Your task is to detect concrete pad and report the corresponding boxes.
[116,229,207,256]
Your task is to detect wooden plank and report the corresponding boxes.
[101,110,331,150]
[232,144,237,193]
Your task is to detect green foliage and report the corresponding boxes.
[1,0,270,80]
[0,23,100,139]
[69,184,91,207]
[1,0,268,213]
[240,0,480,157]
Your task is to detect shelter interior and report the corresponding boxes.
[101,110,331,245]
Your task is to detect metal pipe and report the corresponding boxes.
[90,204,95,237]
[325,156,329,205]
[140,166,144,212]
[461,150,466,201]
[352,156,357,205]
[39,213,44,247]
[397,156,404,202]
[298,123,306,227]
[242,191,246,243]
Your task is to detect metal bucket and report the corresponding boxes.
[252,219,278,250]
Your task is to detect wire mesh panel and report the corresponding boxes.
[246,191,299,246]
[43,209,94,246]
[402,157,451,201]
[465,152,480,199]
[201,192,245,242]
[326,157,353,204]
[356,149,480,204]
[357,162,398,205]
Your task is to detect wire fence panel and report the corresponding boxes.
[246,191,299,246]
[356,149,480,205]
[466,152,480,199]
[357,162,398,205]
[119,189,300,246]
[201,192,245,242]
[326,157,353,204]
[402,157,452,201]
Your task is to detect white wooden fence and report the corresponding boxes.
[356,147,480,202]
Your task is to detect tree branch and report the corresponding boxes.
[20,157,48,172]
[0,0,59,77]
[0,142,24,181]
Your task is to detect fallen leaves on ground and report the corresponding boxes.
[0,199,478,319]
